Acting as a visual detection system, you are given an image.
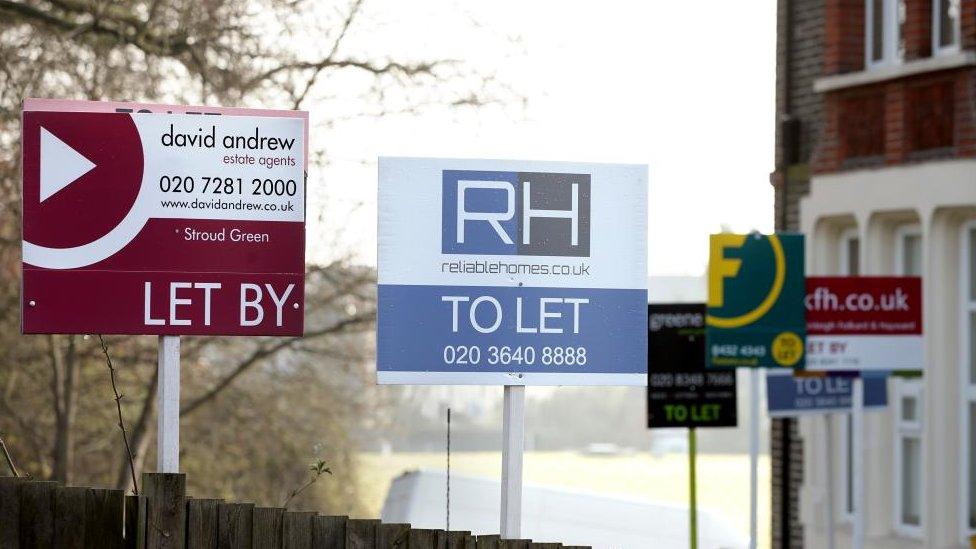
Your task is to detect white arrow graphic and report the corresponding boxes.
[39,127,96,202]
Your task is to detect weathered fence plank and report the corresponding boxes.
[282,511,316,549]
[186,498,221,549]
[53,486,87,549]
[0,478,581,548]
[408,529,441,549]
[344,519,378,549]
[0,477,26,548]
[217,502,253,549]
[124,494,147,549]
[85,488,125,549]
[251,506,283,548]
[376,522,409,548]
[446,531,475,549]
[311,515,347,549]
[474,535,499,549]
[143,473,186,549]
[19,480,58,548]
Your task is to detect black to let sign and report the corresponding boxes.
[647,303,738,429]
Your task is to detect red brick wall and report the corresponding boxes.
[848,88,887,158]
[885,81,907,163]
[958,70,976,156]
[904,0,933,60]
[814,68,976,173]
[824,0,865,74]
[907,78,955,151]
[963,0,976,49]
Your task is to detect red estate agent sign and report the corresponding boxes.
[21,99,308,336]
[805,276,923,372]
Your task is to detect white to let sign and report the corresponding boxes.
[377,157,648,385]
[805,277,923,372]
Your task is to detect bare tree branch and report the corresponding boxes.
[180,311,375,416]
[0,431,19,476]
[98,335,139,495]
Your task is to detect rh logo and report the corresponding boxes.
[442,170,591,256]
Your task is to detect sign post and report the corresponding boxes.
[851,378,865,549]
[647,303,737,548]
[500,385,525,538]
[824,415,836,549]
[157,335,181,473]
[766,369,890,549]
[21,99,309,473]
[378,158,648,539]
[705,232,807,549]
[689,426,698,549]
[803,275,923,549]
[749,368,760,549]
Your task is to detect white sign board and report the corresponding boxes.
[377,157,648,385]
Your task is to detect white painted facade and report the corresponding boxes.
[798,159,976,548]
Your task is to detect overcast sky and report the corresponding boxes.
[309,0,775,275]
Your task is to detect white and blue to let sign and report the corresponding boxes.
[766,371,888,418]
[377,157,648,385]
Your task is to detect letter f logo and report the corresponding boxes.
[708,234,747,308]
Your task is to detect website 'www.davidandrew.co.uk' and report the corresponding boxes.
[160,197,297,214]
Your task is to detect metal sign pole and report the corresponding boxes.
[157,335,181,473]
[749,368,760,549]
[824,414,836,549]
[851,378,865,549]
[500,385,525,539]
[689,426,698,549]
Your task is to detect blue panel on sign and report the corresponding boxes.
[441,170,519,255]
[378,284,646,376]
[766,373,888,417]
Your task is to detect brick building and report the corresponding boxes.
[772,0,976,547]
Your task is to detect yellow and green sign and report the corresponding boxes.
[706,233,805,369]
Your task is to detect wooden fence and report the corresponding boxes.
[0,473,588,549]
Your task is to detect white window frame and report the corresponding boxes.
[894,380,924,537]
[893,224,924,538]
[894,224,922,278]
[840,228,860,277]
[933,0,962,56]
[866,0,904,69]
[961,221,976,542]
[839,228,860,523]
[841,414,856,521]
